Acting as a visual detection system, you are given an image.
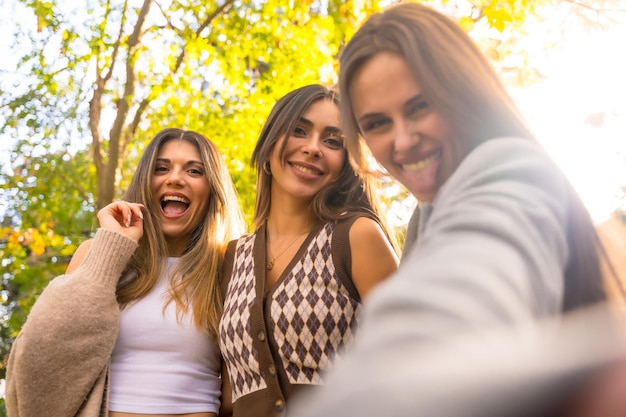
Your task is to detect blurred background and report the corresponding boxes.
[1,0,625,412]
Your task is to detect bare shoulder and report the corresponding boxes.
[349,216,399,299]
[65,239,94,274]
[349,216,386,240]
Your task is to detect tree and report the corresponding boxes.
[0,0,390,381]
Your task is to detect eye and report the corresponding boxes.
[360,117,390,133]
[322,133,345,150]
[154,164,169,174]
[293,125,308,137]
[187,167,204,176]
[406,99,429,119]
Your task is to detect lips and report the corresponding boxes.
[392,148,442,199]
[160,193,190,217]
[398,149,441,172]
[289,161,324,176]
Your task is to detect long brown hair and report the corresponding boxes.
[339,3,612,311]
[119,128,245,341]
[251,84,399,254]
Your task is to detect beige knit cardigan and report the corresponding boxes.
[5,229,138,417]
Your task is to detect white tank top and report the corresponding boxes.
[109,258,221,414]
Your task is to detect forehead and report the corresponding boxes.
[157,139,202,160]
[350,52,420,116]
[300,99,340,127]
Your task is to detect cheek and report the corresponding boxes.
[190,198,210,228]
[271,137,288,161]
[195,182,211,203]
[196,198,210,217]
[150,177,161,194]
[440,134,468,185]
[429,116,460,166]
[363,137,390,164]
[330,152,347,177]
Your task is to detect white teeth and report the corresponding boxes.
[293,164,319,175]
[402,151,441,172]
[162,195,190,204]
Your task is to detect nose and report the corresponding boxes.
[394,119,419,153]
[166,168,185,186]
[301,135,322,158]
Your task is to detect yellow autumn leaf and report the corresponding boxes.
[30,232,47,256]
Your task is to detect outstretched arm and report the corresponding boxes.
[5,201,144,417]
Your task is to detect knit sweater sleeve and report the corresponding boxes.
[5,228,139,417]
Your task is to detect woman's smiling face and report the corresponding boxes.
[151,139,210,255]
[350,52,460,203]
[268,99,346,201]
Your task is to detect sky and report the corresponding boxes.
[0,1,30,175]
[512,19,626,223]
[1,1,625,224]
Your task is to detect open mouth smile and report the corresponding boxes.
[160,194,190,217]
[400,149,441,172]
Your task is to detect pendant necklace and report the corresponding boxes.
[266,229,311,270]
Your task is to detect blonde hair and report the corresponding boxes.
[119,128,245,341]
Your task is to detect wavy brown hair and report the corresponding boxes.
[339,3,614,311]
[118,128,245,341]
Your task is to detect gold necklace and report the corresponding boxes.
[266,229,311,270]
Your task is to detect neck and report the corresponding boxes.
[266,216,316,240]
[264,210,316,272]
[165,235,188,257]
[265,204,316,238]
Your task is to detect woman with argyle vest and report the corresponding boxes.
[218,84,400,417]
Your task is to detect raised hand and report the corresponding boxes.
[97,201,145,242]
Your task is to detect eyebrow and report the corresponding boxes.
[298,116,341,132]
[156,157,204,166]
[298,116,314,127]
[357,93,425,124]
[357,112,385,124]
[404,94,425,110]
[325,126,342,136]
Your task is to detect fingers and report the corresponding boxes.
[126,203,145,227]
[97,201,145,241]
[98,201,143,226]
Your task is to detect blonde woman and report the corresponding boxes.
[6,128,245,417]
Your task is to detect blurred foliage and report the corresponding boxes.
[0,0,622,385]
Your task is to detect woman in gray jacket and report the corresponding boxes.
[290,3,625,417]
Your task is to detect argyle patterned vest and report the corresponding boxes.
[219,221,362,403]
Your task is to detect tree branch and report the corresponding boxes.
[100,0,152,208]
[172,0,237,73]
[103,0,129,83]
[564,0,626,13]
